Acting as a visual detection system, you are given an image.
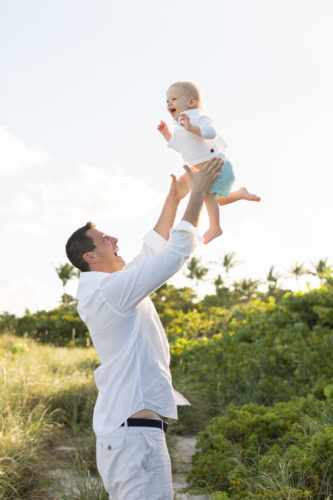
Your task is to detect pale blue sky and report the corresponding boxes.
[0,0,332,313]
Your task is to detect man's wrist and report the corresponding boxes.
[189,188,206,203]
[166,192,181,204]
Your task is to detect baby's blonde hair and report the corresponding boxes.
[169,81,204,109]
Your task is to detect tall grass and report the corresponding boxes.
[0,333,101,499]
[0,332,199,498]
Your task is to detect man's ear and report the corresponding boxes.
[83,252,98,265]
[188,96,197,109]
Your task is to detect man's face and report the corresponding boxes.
[86,227,125,272]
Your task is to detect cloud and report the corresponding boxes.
[0,126,50,175]
[6,164,163,227]
[0,127,165,314]
[0,146,163,224]
[0,159,165,314]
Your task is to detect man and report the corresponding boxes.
[65,158,222,499]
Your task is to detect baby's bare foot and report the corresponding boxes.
[239,187,261,202]
[203,227,223,244]
[217,188,261,206]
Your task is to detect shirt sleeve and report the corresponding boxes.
[198,114,217,140]
[124,230,168,270]
[99,221,200,314]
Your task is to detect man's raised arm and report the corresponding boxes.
[153,158,223,240]
[153,172,190,240]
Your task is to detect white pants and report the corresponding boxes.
[96,422,173,499]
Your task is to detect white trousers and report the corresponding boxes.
[96,422,173,499]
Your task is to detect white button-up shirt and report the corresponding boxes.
[168,108,228,166]
[77,221,199,436]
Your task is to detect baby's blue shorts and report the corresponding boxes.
[209,153,235,198]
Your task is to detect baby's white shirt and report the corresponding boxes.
[167,108,227,166]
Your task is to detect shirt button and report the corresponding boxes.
[210,148,214,153]
[108,445,112,450]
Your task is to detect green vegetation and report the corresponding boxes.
[0,334,100,499]
[0,257,332,498]
[189,397,333,499]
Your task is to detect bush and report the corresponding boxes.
[189,396,333,499]
[170,286,333,413]
[13,305,89,346]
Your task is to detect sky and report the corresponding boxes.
[0,0,332,315]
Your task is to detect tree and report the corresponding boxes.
[55,263,78,305]
[232,278,260,302]
[310,258,332,285]
[289,262,307,287]
[266,265,281,295]
[222,252,238,275]
[55,263,77,288]
[214,274,225,295]
[185,257,209,287]
[211,252,240,301]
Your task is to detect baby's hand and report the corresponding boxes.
[179,114,202,137]
[157,121,171,141]
[179,113,191,132]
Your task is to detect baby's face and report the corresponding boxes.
[166,86,192,120]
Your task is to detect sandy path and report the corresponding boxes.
[170,435,210,500]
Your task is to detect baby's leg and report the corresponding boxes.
[203,193,223,244]
[217,187,261,206]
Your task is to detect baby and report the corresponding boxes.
[158,81,260,244]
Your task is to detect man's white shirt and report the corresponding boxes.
[77,221,200,436]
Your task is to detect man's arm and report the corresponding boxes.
[153,173,190,240]
[100,158,223,313]
[153,156,223,240]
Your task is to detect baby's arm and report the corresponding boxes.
[180,113,216,139]
[179,113,202,137]
[157,120,172,142]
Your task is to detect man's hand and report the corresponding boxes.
[157,120,172,142]
[184,157,224,197]
[169,172,190,203]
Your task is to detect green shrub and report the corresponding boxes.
[188,396,333,499]
[13,305,88,346]
[171,286,333,413]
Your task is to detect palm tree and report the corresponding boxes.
[55,263,77,304]
[185,256,209,288]
[222,252,238,275]
[289,262,307,287]
[55,263,77,288]
[310,258,332,284]
[233,278,260,302]
[266,265,281,295]
[214,274,225,295]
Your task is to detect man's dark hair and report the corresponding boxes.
[66,221,96,272]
